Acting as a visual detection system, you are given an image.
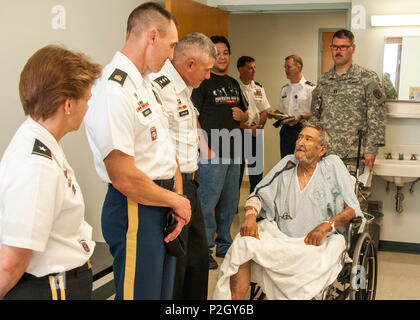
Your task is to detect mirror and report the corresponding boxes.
[383,36,420,101]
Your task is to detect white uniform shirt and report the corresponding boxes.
[0,118,94,277]
[149,60,199,174]
[239,80,270,125]
[276,76,315,116]
[84,52,177,182]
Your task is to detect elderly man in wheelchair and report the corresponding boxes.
[213,120,377,300]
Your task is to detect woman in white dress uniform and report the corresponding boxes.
[0,45,102,300]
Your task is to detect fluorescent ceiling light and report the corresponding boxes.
[371,14,420,27]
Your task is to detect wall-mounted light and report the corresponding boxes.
[371,14,420,27]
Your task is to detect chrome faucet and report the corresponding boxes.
[385,153,392,159]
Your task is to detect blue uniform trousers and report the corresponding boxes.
[102,183,176,300]
[279,122,303,158]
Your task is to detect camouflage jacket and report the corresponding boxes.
[311,64,386,159]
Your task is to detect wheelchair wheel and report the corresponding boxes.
[349,232,377,300]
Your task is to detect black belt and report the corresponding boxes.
[181,172,195,180]
[154,178,175,190]
[22,260,92,280]
[65,260,92,277]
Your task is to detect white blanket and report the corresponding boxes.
[213,219,346,300]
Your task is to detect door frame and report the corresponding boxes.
[318,28,341,78]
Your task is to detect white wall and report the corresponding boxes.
[399,37,420,100]
[350,0,420,244]
[352,0,420,80]
[0,0,152,241]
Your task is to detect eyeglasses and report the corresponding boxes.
[330,44,353,51]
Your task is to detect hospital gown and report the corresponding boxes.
[213,154,362,300]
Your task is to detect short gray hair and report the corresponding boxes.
[285,54,303,69]
[301,119,330,148]
[173,32,217,62]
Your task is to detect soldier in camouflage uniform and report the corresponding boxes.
[311,29,387,211]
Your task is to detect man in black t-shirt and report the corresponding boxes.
[191,36,248,269]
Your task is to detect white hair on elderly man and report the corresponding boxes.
[173,32,218,62]
[301,119,330,148]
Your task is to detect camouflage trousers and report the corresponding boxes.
[342,158,370,213]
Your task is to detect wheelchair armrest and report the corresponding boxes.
[349,217,363,227]
[345,217,364,252]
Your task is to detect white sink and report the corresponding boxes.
[373,158,420,186]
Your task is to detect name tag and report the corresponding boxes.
[143,108,152,117]
[179,109,189,117]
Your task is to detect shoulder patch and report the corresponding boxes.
[254,81,263,88]
[305,80,314,87]
[367,80,385,102]
[373,88,383,100]
[153,75,171,89]
[108,68,128,86]
[32,139,52,160]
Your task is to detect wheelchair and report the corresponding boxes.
[250,145,379,300]
[249,212,378,300]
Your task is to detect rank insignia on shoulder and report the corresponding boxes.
[305,80,314,86]
[153,75,170,89]
[108,68,128,86]
[32,139,52,160]
[254,81,263,87]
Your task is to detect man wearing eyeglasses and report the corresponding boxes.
[311,29,386,209]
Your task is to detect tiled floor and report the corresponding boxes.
[94,182,420,300]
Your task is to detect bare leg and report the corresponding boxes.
[230,260,252,300]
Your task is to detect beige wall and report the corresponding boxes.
[228,11,347,174]
[0,0,151,241]
[352,0,420,77]
[399,37,420,100]
[351,0,420,244]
